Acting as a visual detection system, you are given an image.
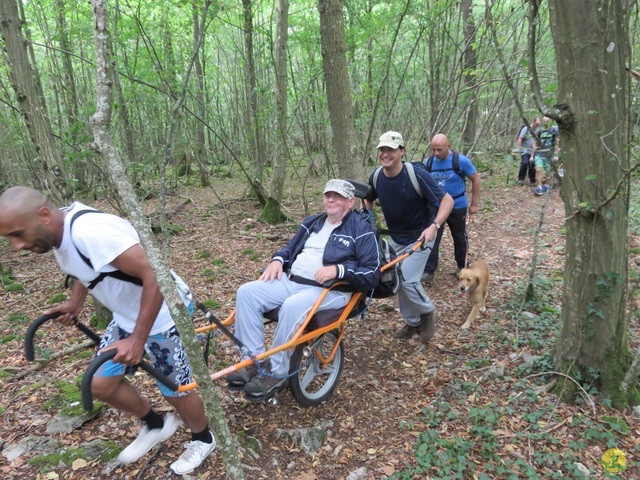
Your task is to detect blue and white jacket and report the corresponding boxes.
[272,210,381,293]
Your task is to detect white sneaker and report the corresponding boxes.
[118,414,181,464]
[170,435,217,475]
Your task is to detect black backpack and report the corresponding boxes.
[358,208,402,298]
[371,235,402,298]
[424,151,463,179]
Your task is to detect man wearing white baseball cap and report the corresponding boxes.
[229,179,380,400]
[366,131,454,343]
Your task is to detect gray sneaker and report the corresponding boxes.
[226,364,258,390]
[244,373,289,400]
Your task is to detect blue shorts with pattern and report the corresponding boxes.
[534,154,551,173]
[95,320,192,397]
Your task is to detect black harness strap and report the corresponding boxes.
[289,274,323,288]
[377,228,424,237]
[68,209,143,289]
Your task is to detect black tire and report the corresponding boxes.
[289,330,344,407]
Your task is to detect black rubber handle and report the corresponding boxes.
[24,313,101,361]
[81,349,180,411]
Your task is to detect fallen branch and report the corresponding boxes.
[523,371,596,416]
[9,339,96,382]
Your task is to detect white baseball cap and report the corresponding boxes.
[377,131,405,149]
[323,179,356,198]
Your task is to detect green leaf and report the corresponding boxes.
[601,416,631,434]
[585,174,597,181]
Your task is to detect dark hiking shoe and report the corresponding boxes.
[226,364,258,390]
[421,272,435,284]
[419,311,436,343]
[394,324,421,339]
[244,374,289,400]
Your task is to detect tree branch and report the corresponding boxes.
[9,340,96,382]
[527,0,567,124]
[524,371,596,416]
[565,160,640,220]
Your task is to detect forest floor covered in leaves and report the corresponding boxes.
[1,171,640,480]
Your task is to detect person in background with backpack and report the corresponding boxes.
[421,133,481,284]
[0,186,215,475]
[532,117,560,196]
[366,131,453,343]
[516,117,541,186]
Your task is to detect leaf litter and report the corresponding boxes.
[0,177,639,479]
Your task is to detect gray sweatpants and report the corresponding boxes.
[234,275,349,375]
[390,239,436,327]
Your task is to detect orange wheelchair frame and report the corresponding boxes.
[25,241,423,409]
[24,181,427,408]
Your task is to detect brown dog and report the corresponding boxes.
[458,260,489,329]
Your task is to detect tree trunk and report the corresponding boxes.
[242,0,266,184]
[460,0,478,153]
[318,0,360,180]
[112,1,140,190]
[89,1,245,477]
[0,0,72,203]
[55,0,80,137]
[192,4,210,188]
[550,0,635,408]
[261,0,289,224]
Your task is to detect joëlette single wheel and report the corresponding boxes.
[289,329,344,407]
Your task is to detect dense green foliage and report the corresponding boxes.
[1,0,608,196]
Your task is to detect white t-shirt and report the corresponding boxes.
[53,202,174,334]
[290,219,338,280]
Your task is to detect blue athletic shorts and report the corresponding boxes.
[534,154,551,173]
[95,320,192,397]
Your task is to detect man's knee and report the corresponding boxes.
[237,280,264,302]
[91,375,121,401]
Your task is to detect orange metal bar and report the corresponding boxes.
[194,309,236,334]
[177,240,424,393]
[177,290,362,392]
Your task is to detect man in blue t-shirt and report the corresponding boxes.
[422,133,481,284]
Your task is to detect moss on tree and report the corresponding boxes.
[260,197,288,224]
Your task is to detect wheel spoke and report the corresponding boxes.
[299,362,318,390]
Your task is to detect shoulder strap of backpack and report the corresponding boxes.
[425,155,434,172]
[405,162,423,199]
[69,209,142,289]
[451,151,464,179]
[426,153,463,179]
[374,163,423,199]
[373,166,382,192]
[69,210,101,269]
